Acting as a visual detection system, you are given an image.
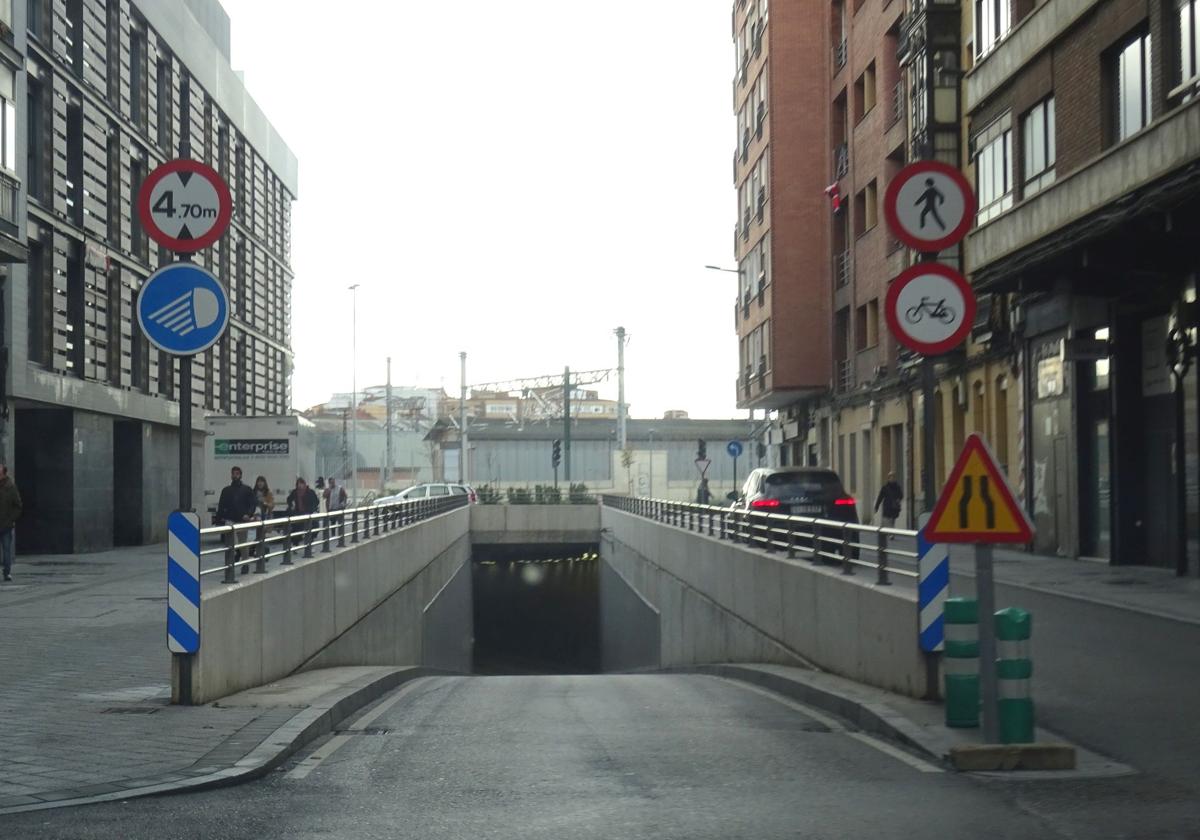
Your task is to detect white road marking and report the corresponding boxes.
[719,677,945,774]
[286,678,430,780]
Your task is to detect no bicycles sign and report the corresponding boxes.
[884,263,976,356]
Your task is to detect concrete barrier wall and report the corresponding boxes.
[599,557,661,672]
[187,508,471,703]
[421,560,474,673]
[600,507,928,698]
[470,504,601,545]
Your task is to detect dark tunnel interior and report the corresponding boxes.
[471,544,601,675]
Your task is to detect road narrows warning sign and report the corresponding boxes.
[925,433,1033,543]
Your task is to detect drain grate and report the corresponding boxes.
[101,706,160,715]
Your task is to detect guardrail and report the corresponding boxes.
[600,494,919,585]
[198,494,469,585]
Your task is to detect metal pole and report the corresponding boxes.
[385,356,393,495]
[179,355,192,511]
[922,355,936,511]
[976,542,999,743]
[563,366,572,484]
[459,351,467,484]
[349,284,359,505]
[648,429,655,499]
[616,327,627,450]
[1175,369,1189,576]
[732,453,738,497]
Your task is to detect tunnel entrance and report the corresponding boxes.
[471,544,600,675]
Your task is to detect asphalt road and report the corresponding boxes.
[2,674,1070,840]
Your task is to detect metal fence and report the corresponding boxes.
[601,495,920,585]
[197,494,469,585]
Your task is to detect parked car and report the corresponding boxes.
[730,468,858,524]
[374,483,477,505]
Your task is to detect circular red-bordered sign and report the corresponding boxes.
[884,262,976,356]
[137,159,232,253]
[883,161,976,253]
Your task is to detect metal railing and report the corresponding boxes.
[0,171,19,229]
[833,39,847,71]
[197,494,469,584]
[833,142,849,179]
[889,80,905,129]
[834,250,851,288]
[837,357,855,391]
[601,495,918,585]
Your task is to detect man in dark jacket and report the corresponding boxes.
[0,463,22,581]
[216,466,257,565]
[286,477,321,545]
[874,472,903,528]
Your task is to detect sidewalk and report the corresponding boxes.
[0,544,426,815]
[954,546,1200,625]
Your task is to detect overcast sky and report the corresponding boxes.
[219,0,741,419]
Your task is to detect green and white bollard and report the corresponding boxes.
[944,597,980,728]
[995,607,1034,743]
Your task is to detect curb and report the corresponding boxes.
[0,667,439,816]
[673,664,939,759]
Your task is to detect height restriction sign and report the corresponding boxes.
[138,159,232,253]
[883,160,976,253]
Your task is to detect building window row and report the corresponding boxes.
[1112,30,1152,143]
[1022,96,1055,196]
[974,114,1013,224]
[740,321,771,383]
[975,0,1011,59]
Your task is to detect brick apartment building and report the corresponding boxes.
[726,0,1200,573]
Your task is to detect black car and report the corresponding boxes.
[732,467,859,524]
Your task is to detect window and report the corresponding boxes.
[975,0,1011,58]
[0,67,13,171]
[1111,31,1152,142]
[1022,97,1055,196]
[27,0,42,40]
[855,305,868,351]
[157,59,171,151]
[26,77,42,198]
[1180,0,1200,88]
[864,180,877,230]
[974,116,1013,224]
[64,0,82,76]
[866,299,879,347]
[129,28,146,128]
[863,62,876,115]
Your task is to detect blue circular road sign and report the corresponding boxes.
[727,440,744,458]
[136,263,230,356]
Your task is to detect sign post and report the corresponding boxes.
[925,433,1035,742]
[138,160,232,701]
[884,160,977,700]
[727,440,744,495]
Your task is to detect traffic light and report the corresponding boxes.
[552,439,562,468]
[697,439,707,460]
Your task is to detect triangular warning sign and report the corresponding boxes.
[925,433,1034,544]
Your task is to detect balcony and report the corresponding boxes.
[0,170,26,262]
[833,143,849,180]
[834,250,850,288]
[833,39,847,72]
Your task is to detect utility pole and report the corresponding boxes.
[385,356,393,493]
[615,327,627,450]
[459,351,467,484]
[348,283,360,504]
[563,366,572,484]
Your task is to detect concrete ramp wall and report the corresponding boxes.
[184,507,471,703]
[470,504,601,545]
[600,507,928,697]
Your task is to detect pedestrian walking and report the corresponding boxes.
[216,466,257,569]
[696,478,713,505]
[286,477,320,545]
[324,478,348,538]
[874,472,903,528]
[0,463,23,582]
[251,476,274,558]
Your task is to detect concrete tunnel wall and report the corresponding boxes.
[599,507,929,698]
[184,507,472,704]
[469,504,602,545]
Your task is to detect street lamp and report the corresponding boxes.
[704,264,740,273]
[647,427,656,499]
[348,283,360,504]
